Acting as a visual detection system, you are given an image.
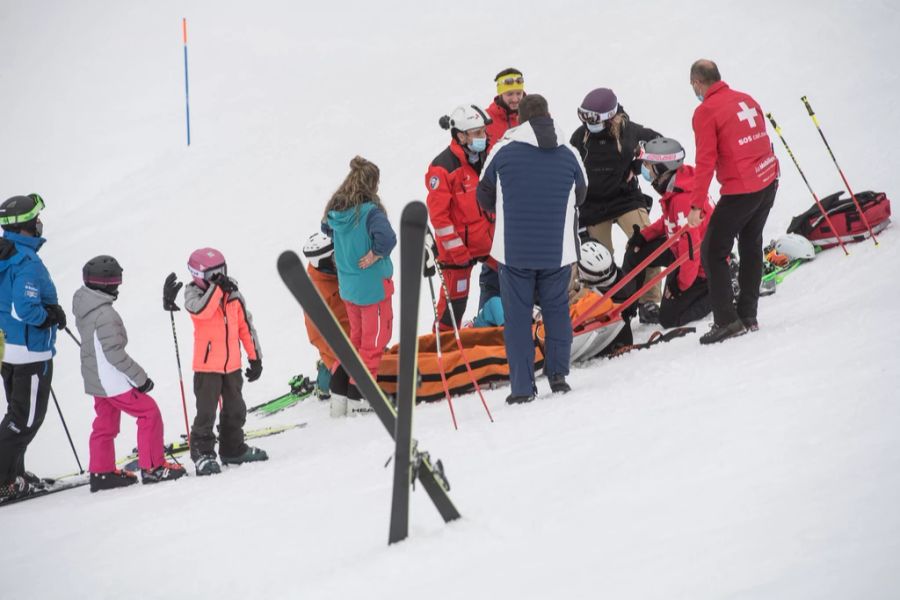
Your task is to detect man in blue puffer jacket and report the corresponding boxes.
[0,194,65,499]
[477,95,587,404]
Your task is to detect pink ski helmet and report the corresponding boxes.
[188,247,226,288]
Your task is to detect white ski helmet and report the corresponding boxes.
[774,233,816,261]
[578,240,616,289]
[439,104,491,133]
[302,232,335,271]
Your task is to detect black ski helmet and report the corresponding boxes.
[0,194,45,236]
[83,255,123,296]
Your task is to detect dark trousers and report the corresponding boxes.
[500,264,572,396]
[622,238,712,329]
[191,370,247,460]
[0,360,53,484]
[702,180,778,325]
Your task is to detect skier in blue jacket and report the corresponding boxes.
[477,95,587,403]
[0,194,65,500]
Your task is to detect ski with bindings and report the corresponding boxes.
[277,201,460,527]
[388,203,426,544]
[248,374,315,417]
[116,422,308,472]
[0,473,91,508]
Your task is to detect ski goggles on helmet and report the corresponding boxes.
[636,140,686,164]
[0,193,45,226]
[187,262,226,281]
[203,265,227,280]
[577,105,618,125]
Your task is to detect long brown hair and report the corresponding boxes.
[323,156,384,222]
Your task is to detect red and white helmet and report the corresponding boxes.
[439,104,492,134]
[188,247,226,288]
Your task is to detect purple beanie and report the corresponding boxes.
[580,88,618,117]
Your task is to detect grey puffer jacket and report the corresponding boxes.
[72,286,148,397]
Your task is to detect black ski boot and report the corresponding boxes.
[90,470,139,493]
[194,453,222,476]
[220,446,268,466]
[699,320,747,345]
[1,476,35,501]
[141,461,187,484]
[638,302,660,324]
[506,394,535,405]
[548,374,571,394]
[741,317,759,332]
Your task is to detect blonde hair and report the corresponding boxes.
[323,156,384,221]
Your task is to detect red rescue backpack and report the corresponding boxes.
[787,190,891,249]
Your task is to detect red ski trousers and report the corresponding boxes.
[343,279,394,378]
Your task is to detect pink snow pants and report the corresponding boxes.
[344,279,394,378]
[89,388,165,473]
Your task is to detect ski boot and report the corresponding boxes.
[90,469,138,493]
[699,320,747,345]
[314,361,332,400]
[141,461,187,484]
[548,374,571,394]
[505,393,535,405]
[741,317,759,333]
[194,453,222,476]
[346,384,373,417]
[0,476,36,501]
[638,302,661,324]
[221,446,268,466]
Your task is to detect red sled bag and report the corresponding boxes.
[787,190,891,248]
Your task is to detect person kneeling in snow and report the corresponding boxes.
[73,256,185,492]
[622,137,713,329]
[164,249,267,476]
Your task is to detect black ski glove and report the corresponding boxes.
[136,378,155,394]
[626,224,646,253]
[163,273,183,311]
[39,304,67,330]
[245,359,262,382]
[210,273,237,293]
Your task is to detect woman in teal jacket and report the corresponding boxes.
[322,156,396,397]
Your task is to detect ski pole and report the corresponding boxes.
[425,276,458,430]
[765,112,850,256]
[49,385,84,474]
[168,311,191,444]
[64,326,81,347]
[801,95,878,246]
[431,262,494,423]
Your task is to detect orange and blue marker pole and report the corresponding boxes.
[183,18,191,146]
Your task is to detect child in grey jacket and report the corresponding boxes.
[73,256,185,492]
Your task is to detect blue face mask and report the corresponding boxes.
[586,123,605,134]
[467,137,487,153]
[696,93,704,102]
[641,164,653,182]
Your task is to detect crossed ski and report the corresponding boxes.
[277,201,461,545]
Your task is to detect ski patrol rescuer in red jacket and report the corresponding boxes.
[686,59,779,345]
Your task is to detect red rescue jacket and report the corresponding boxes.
[425,141,494,265]
[486,97,519,151]
[641,165,714,291]
[690,81,779,209]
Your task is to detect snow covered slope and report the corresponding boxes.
[1,1,898,598]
